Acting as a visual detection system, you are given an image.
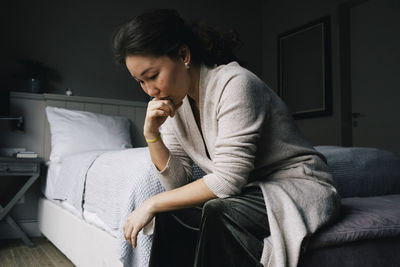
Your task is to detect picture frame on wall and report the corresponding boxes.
[277,16,332,119]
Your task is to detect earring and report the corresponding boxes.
[185,62,190,70]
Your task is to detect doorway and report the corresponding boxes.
[340,0,400,154]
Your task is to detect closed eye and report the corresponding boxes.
[132,74,157,84]
[149,74,158,80]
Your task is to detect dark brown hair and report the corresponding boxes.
[111,9,242,68]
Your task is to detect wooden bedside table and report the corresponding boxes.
[0,157,42,247]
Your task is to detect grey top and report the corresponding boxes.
[156,62,339,267]
[158,61,325,197]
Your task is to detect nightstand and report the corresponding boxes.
[0,157,42,247]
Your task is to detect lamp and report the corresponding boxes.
[0,116,24,132]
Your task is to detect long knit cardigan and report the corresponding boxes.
[157,62,340,267]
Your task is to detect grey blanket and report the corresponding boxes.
[52,148,165,267]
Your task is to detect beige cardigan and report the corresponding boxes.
[157,62,340,267]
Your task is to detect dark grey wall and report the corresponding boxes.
[1,0,262,102]
[261,0,400,149]
[261,0,347,146]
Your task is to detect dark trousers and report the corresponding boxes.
[149,186,270,267]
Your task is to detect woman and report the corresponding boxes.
[112,9,340,267]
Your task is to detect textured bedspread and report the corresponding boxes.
[51,148,165,267]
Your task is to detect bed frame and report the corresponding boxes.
[9,92,147,266]
[38,198,123,266]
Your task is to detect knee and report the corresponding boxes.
[202,198,228,222]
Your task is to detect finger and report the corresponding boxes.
[124,224,133,242]
[148,103,170,118]
[152,99,175,117]
[164,101,176,117]
[151,110,168,118]
[131,230,139,248]
[158,101,174,117]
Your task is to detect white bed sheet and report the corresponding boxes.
[43,161,62,200]
[43,148,165,267]
[44,162,119,238]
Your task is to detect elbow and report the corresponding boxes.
[159,176,189,191]
[203,173,245,198]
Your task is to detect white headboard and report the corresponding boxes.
[5,92,147,161]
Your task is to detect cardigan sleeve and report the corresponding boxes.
[203,73,269,198]
[156,119,193,190]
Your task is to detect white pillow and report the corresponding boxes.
[46,106,132,163]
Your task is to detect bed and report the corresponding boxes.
[11,92,400,267]
[10,92,157,267]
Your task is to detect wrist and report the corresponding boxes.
[145,132,161,144]
[144,131,160,140]
[146,196,158,214]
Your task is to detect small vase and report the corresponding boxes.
[28,78,42,93]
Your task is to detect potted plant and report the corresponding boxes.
[16,59,61,93]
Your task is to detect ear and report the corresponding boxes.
[178,45,191,64]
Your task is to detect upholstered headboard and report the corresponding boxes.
[6,92,147,161]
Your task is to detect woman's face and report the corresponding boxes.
[125,54,190,108]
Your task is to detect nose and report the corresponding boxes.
[142,83,159,97]
[147,87,159,97]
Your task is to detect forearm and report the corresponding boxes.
[148,178,217,213]
[146,133,169,171]
[143,97,177,172]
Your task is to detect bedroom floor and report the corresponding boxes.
[0,237,74,266]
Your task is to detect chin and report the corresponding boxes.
[174,100,184,109]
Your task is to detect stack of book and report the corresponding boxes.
[16,151,38,158]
